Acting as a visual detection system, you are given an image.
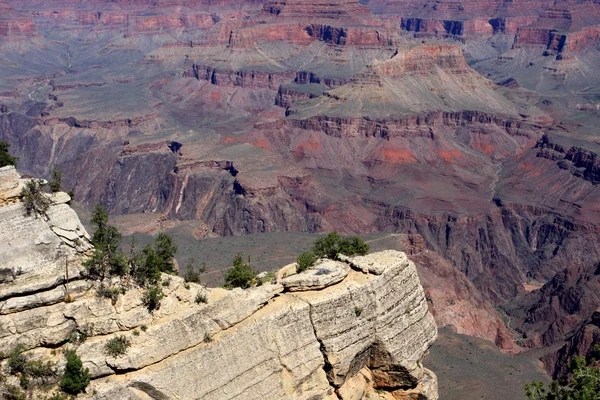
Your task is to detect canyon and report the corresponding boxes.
[0,0,599,397]
[0,166,438,399]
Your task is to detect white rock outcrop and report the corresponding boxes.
[0,168,438,400]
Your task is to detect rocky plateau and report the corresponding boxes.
[0,166,438,399]
[0,0,599,393]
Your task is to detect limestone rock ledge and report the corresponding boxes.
[0,167,438,400]
[87,250,437,400]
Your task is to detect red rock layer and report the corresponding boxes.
[514,4,600,52]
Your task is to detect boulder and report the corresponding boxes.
[281,259,350,291]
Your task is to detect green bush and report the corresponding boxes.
[154,232,177,273]
[59,350,90,395]
[525,354,600,399]
[142,286,164,311]
[224,254,255,289]
[312,232,369,260]
[98,284,121,305]
[339,236,369,257]
[6,345,28,375]
[25,359,56,385]
[0,141,18,168]
[104,335,131,358]
[132,233,178,286]
[4,345,56,390]
[85,205,128,279]
[184,259,206,284]
[19,179,51,218]
[48,168,62,193]
[296,251,316,273]
[195,292,207,304]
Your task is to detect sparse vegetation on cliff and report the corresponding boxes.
[105,336,131,358]
[295,232,369,273]
[224,254,255,289]
[85,204,128,279]
[84,205,180,312]
[296,251,316,273]
[312,232,369,260]
[48,168,62,193]
[525,346,600,399]
[59,350,89,395]
[184,259,206,284]
[142,286,164,311]
[2,345,57,391]
[0,141,18,168]
[19,179,51,218]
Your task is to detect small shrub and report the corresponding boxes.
[142,286,164,312]
[140,324,148,332]
[6,345,28,375]
[195,292,207,304]
[98,284,120,305]
[19,179,51,218]
[5,345,57,390]
[296,251,316,273]
[25,359,56,384]
[339,236,369,257]
[224,254,255,289]
[184,259,206,284]
[0,140,18,168]
[132,330,140,337]
[48,168,62,193]
[355,307,363,317]
[104,335,131,358]
[312,232,369,260]
[60,350,90,395]
[162,278,171,287]
[203,333,212,343]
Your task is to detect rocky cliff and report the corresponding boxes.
[0,166,438,400]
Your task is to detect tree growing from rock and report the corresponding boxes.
[296,251,316,273]
[295,232,369,272]
[312,232,369,260]
[84,204,128,279]
[525,347,600,399]
[59,350,90,395]
[84,206,179,312]
[19,179,51,218]
[48,167,62,193]
[0,141,18,168]
[224,254,255,289]
[142,285,164,311]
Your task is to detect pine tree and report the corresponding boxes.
[59,350,90,395]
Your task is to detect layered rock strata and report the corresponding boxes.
[0,168,438,400]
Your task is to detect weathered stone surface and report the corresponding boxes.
[341,250,410,275]
[281,259,350,291]
[295,251,437,392]
[0,169,91,301]
[0,279,90,315]
[0,173,438,399]
[0,166,23,204]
